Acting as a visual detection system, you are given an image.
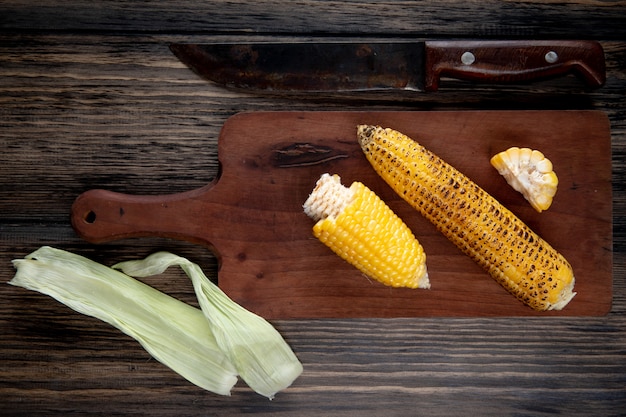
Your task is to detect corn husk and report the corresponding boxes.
[9,246,238,395]
[114,252,303,400]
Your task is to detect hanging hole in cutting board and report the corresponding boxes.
[84,210,96,224]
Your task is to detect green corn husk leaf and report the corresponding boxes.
[114,251,303,400]
[9,246,238,396]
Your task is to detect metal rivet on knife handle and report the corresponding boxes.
[545,51,559,64]
[461,51,476,65]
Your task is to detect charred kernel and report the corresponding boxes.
[357,125,575,311]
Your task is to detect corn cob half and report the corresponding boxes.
[357,125,575,311]
[303,173,429,289]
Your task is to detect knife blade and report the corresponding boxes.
[170,40,605,93]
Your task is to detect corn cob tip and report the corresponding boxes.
[547,278,577,311]
[357,125,377,148]
[303,173,430,290]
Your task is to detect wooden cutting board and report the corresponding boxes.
[71,111,612,318]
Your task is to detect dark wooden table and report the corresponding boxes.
[1,1,625,415]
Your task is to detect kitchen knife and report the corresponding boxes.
[170,40,605,93]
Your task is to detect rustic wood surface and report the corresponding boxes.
[1,1,625,415]
[71,110,612,318]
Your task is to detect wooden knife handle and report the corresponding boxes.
[423,40,605,91]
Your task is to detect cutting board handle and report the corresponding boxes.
[71,185,214,245]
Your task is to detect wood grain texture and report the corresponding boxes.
[1,0,625,38]
[69,110,612,318]
[1,1,625,415]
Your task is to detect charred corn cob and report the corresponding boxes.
[303,173,429,289]
[490,146,558,212]
[357,125,575,311]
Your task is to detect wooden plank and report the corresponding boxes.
[71,110,612,318]
[1,1,625,38]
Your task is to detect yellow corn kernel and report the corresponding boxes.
[490,147,558,212]
[303,173,429,289]
[357,125,575,311]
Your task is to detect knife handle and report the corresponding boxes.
[423,40,605,91]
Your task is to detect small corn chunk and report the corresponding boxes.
[490,147,558,212]
[357,125,575,311]
[303,173,429,289]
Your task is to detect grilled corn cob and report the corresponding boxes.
[490,146,558,212]
[303,173,429,289]
[357,125,575,311]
